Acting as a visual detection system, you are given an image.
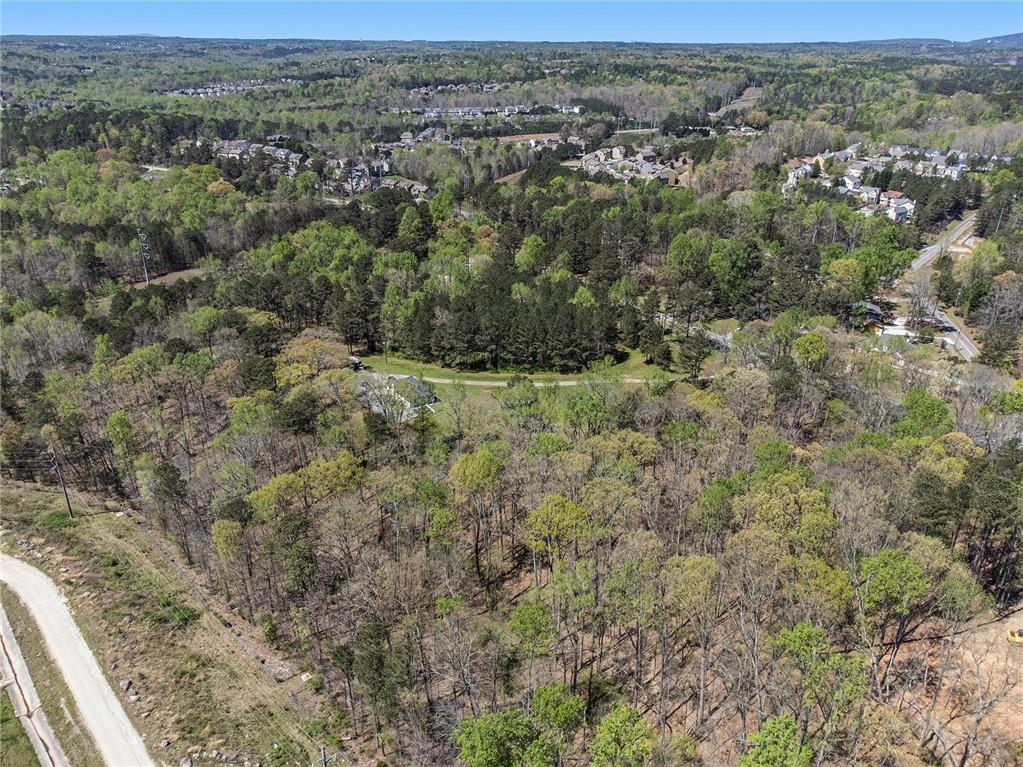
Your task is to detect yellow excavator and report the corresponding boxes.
[1007,628,1023,645]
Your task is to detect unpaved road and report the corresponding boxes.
[0,554,154,767]
[1,602,70,766]
[418,376,652,388]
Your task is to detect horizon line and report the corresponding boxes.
[3,32,1020,44]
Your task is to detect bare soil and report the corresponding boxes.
[497,132,563,144]
[1,484,335,767]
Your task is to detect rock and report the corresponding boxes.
[179,758,192,767]
[160,740,171,749]
[119,679,132,691]
[128,693,140,703]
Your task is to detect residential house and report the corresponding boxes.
[846,161,869,178]
[656,169,680,186]
[887,202,913,223]
[859,186,881,204]
[356,373,437,424]
[880,189,906,207]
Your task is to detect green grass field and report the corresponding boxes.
[361,349,661,384]
[0,692,42,767]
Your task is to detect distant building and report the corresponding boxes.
[356,373,437,424]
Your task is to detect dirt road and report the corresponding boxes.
[418,376,654,388]
[0,554,154,767]
[1,603,70,767]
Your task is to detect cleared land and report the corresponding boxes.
[361,348,662,386]
[709,85,763,118]
[495,168,528,184]
[2,554,151,766]
[0,485,335,767]
[497,132,563,143]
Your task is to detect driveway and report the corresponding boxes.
[0,554,154,767]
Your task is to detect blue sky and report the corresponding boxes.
[2,1,1020,43]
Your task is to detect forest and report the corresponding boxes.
[1,33,1023,767]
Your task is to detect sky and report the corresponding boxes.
[1,1,1020,43]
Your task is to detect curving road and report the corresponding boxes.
[0,554,154,767]
[1,603,70,766]
[907,212,981,361]
[911,212,977,270]
[416,376,653,388]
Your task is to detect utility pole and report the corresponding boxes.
[136,218,152,286]
[49,454,73,519]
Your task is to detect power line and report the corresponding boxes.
[136,214,153,286]
[2,449,73,519]
[66,485,327,760]
[12,446,365,762]
[21,477,329,765]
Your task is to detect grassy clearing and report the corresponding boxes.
[0,690,42,767]
[0,585,101,767]
[361,348,662,383]
[1,485,332,767]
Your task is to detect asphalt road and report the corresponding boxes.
[911,212,977,270]
[908,213,981,361]
[0,554,154,767]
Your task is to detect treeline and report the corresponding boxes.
[3,290,1023,766]
[933,158,1023,371]
[1,146,924,375]
[863,167,983,231]
[2,106,1022,767]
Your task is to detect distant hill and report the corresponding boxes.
[960,32,1023,49]
[1,32,1020,51]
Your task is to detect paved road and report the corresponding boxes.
[911,212,976,270]
[906,213,981,361]
[0,554,154,767]
[1,604,70,767]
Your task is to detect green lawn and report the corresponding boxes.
[360,349,661,383]
[0,662,42,767]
